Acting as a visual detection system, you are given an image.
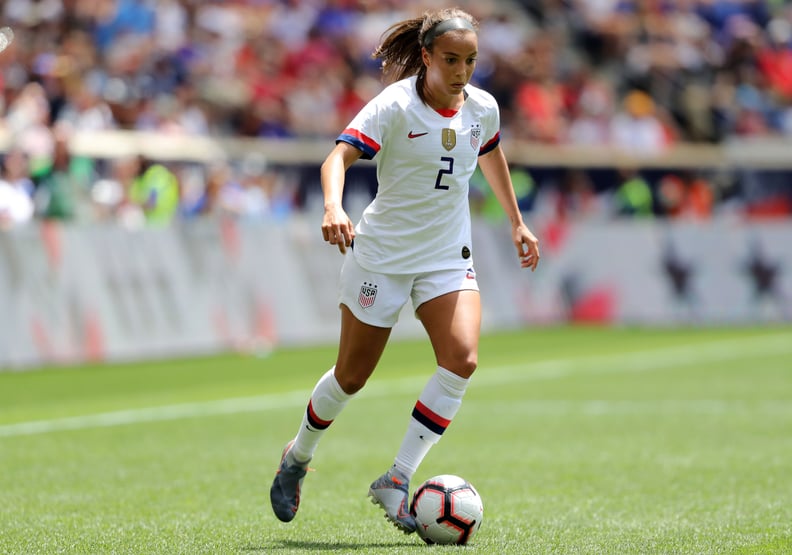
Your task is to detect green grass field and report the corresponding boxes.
[1,326,791,554]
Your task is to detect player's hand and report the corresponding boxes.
[322,205,355,254]
[514,223,540,271]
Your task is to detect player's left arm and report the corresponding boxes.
[478,144,540,271]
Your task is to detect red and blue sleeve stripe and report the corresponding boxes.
[337,128,380,160]
[478,131,500,156]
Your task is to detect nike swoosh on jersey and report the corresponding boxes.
[407,131,428,138]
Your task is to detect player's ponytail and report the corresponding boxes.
[372,16,424,84]
[373,8,478,98]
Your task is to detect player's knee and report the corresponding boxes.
[460,354,478,377]
[335,373,368,394]
[442,353,477,379]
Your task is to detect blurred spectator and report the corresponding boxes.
[756,15,792,100]
[531,168,607,223]
[34,127,96,221]
[5,82,49,135]
[513,32,568,142]
[0,148,35,229]
[4,83,56,178]
[55,80,117,132]
[91,0,156,55]
[335,73,380,132]
[657,171,716,219]
[733,65,776,136]
[134,87,210,136]
[612,168,655,217]
[213,155,273,221]
[470,165,535,222]
[287,64,345,138]
[566,70,616,145]
[554,169,604,222]
[181,160,232,218]
[3,0,63,26]
[212,154,297,222]
[267,0,320,52]
[779,94,792,135]
[90,155,145,227]
[128,160,180,226]
[152,0,189,54]
[610,90,674,153]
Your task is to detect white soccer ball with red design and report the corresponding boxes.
[410,474,484,545]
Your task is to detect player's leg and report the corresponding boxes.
[370,271,480,534]
[418,288,481,378]
[271,255,403,523]
[391,288,481,478]
[339,308,421,533]
[333,304,392,394]
[292,305,391,462]
[270,307,391,523]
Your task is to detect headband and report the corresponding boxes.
[422,17,476,47]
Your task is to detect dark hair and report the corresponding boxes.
[372,8,478,102]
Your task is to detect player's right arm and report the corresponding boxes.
[321,141,363,254]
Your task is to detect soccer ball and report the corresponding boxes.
[410,474,484,545]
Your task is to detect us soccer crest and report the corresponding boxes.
[358,282,378,308]
[470,123,481,150]
[441,128,456,151]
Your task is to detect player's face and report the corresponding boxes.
[422,30,478,104]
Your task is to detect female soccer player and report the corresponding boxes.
[270,7,540,534]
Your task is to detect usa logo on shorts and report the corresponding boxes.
[358,282,378,308]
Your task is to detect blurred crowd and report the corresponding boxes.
[1,0,792,229]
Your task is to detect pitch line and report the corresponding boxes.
[0,333,789,438]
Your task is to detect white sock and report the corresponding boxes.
[289,367,353,464]
[392,366,470,479]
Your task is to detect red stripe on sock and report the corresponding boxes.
[414,400,451,428]
[307,400,333,429]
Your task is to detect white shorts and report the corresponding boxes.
[338,252,479,328]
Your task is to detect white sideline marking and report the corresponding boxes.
[1,333,790,438]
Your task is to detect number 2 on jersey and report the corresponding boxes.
[434,156,454,190]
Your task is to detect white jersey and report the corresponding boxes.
[337,75,501,274]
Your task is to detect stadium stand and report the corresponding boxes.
[1,0,791,225]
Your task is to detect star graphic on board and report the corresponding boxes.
[662,243,693,301]
[743,246,781,299]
